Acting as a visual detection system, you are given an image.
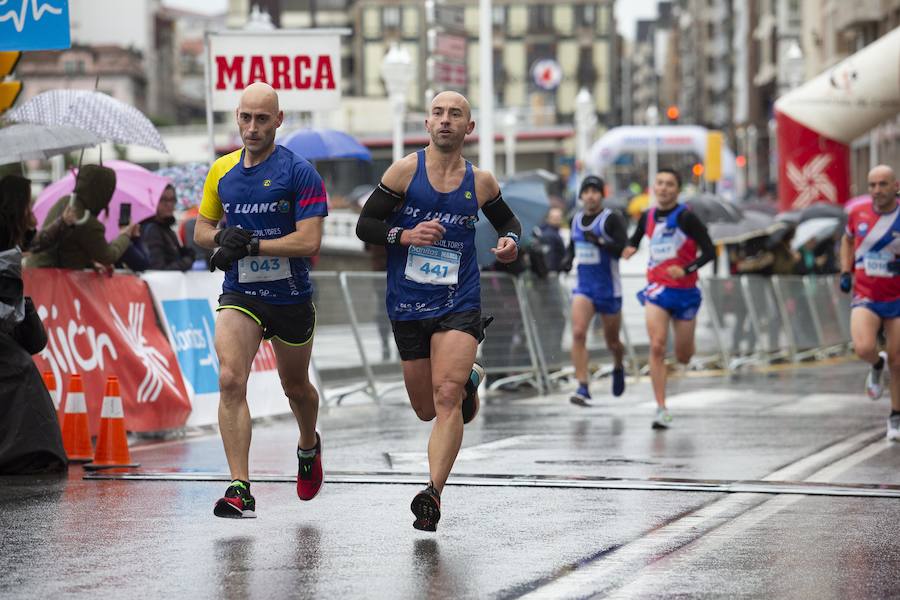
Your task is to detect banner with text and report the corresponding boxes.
[207,30,343,112]
[141,271,311,427]
[24,269,191,434]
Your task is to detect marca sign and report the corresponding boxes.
[208,31,342,112]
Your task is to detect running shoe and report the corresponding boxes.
[866,351,887,400]
[570,383,591,406]
[652,407,673,430]
[612,366,626,397]
[213,480,256,519]
[411,483,441,532]
[888,414,900,441]
[297,432,323,501]
[462,362,484,424]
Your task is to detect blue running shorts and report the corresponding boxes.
[573,290,622,315]
[637,283,702,321]
[851,296,900,320]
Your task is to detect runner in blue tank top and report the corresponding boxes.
[560,176,628,405]
[356,91,522,532]
[194,83,326,519]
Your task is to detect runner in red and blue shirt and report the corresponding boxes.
[840,165,900,439]
[623,168,715,429]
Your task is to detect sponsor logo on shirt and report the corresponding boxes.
[223,200,291,215]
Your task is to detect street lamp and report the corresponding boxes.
[380,43,414,163]
[646,105,658,203]
[503,110,517,176]
[574,87,596,181]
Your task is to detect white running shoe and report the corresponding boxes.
[866,351,887,400]
[652,407,672,430]
[887,413,900,441]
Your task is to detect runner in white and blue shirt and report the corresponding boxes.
[562,176,629,405]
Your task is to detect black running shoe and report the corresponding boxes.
[214,480,256,519]
[462,362,484,424]
[411,483,441,532]
[612,366,626,397]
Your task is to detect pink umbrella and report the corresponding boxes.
[34,160,172,242]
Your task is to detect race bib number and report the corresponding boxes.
[864,251,893,277]
[575,241,600,265]
[650,238,677,262]
[238,256,291,283]
[405,245,461,285]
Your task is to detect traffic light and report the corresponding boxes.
[666,105,679,122]
[0,51,22,114]
[692,163,704,178]
[735,155,747,168]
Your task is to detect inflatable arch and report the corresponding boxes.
[775,26,900,211]
[585,125,737,199]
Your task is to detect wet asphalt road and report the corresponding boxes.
[3,359,900,599]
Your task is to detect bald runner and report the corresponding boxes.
[195,82,329,518]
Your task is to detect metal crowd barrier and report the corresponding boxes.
[310,271,854,404]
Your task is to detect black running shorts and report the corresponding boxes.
[391,309,484,361]
[217,292,316,346]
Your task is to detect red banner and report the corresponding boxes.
[24,269,191,434]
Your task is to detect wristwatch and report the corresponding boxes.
[249,237,260,256]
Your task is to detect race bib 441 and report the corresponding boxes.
[405,245,461,285]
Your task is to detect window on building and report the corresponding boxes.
[492,5,506,28]
[528,4,553,33]
[576,46,596,88]
[63,59,85,74]
[383,6,401,29]
[576,4,595,27]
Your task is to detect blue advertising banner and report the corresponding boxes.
[0,0,71,51]
[161,298,220,395]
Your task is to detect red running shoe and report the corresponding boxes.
[297,432,323,501]
[411,483,441,531]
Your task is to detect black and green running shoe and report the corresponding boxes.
[214,480,257,519]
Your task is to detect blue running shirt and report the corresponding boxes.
[571,208,622,299]
[199,146,328,304]
[385,150,481,320]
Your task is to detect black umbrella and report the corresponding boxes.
[683,193,743,224]
[799,202,846,224]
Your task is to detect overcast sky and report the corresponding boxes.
[161,0,662,40]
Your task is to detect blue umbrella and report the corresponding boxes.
[474,178,550,267]
[279,128,372,162]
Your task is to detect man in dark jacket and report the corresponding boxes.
[141,185,194,271]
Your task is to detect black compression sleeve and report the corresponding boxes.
[356,183,404,245]
[602,212,629,258]
[482,192,522,237]
[678,211,716,273]
[628,212,647,247]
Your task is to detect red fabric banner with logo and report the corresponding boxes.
[24,269,191,434]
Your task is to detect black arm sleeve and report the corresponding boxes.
[355,183,404,246]
[481,193,522,237]
[679,211,717,273]
[602,212,629,258]
[628,212,647,247]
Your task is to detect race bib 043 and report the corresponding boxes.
[238,256,291,283]
[405,245,461,286]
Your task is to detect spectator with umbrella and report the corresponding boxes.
[25,165,140,269]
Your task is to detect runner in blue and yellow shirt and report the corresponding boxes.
[194,82,327,519]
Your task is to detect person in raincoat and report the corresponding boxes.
[0,174,67,474]
[24,164,140,269]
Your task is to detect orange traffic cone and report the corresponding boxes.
[60,374,94,462]
[85,376,139,470]
[43,371,61,424]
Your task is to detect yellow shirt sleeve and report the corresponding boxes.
[199,149,242,222]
